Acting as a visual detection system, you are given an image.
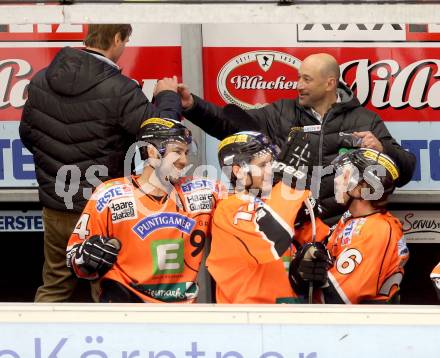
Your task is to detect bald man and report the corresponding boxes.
[178,53,415,226]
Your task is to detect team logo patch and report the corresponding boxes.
[95,184,133,212]
[109,197,137,223]
[181,178,215,193]
[132,213,196,239]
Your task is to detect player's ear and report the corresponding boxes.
[113,31,122,46]
[147,144,160,159]
[327,76,337,91]
[232,164,241,178]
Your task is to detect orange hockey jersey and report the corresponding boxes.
[207,182,309,303]
[323,211,409,304]
[67,175,221,303]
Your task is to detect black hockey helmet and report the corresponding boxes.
[217,131,280,167]
[137,118,192,159]
[331,148,399,198]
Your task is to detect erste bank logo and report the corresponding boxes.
[217,50,301,109]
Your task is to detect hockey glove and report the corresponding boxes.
[289,242,332,295]
[295,197,323,227]
[73,235,121,278]
[273,128,312,189]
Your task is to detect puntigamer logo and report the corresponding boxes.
[133,213,196,239]
[217,50,301,109]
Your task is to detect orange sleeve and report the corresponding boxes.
[213,185,308,265]
[66,183,115,279]
[264,182,309,228]
[265,183,328,247]
[213,201,281,264]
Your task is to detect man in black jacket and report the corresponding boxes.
[178,53,415,226]
[20,24,182,302]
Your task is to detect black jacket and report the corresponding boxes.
[20,47,181,212]
[183,83,416,225]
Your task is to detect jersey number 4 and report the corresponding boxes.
[73,214,90,240]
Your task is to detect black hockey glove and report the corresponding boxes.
[289,242,332,295]
[294,197,323,228]
[273,128,312,189]
[73,235,121,277]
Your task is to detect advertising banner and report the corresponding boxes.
[202,24,440,191]
[0,322,437,357]
[0,210,43,232]
[0,24,182,188]
[393,210,440,244]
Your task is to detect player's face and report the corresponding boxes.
[248,152,274,195]
[297,61,328,108]
[161,141,189,182]
[164,141,189,169]
[334,166,352,204]
[334,165,362,205]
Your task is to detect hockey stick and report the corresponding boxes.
[303,196,316,304]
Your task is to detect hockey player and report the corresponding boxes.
[207,131,311,303]
[430,262,440,301]
[66,118,222,303]
[290,148,409,304]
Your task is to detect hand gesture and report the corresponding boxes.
[353,131,384,152]
[154,75,179,95]
[177,83,194,110]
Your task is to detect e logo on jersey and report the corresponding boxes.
[217,50,301,109]
[151,239,184,275]
[133,213,196,240]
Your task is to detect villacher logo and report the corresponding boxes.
[217,50,301,110]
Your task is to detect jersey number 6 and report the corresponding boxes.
[336,248,363,275]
